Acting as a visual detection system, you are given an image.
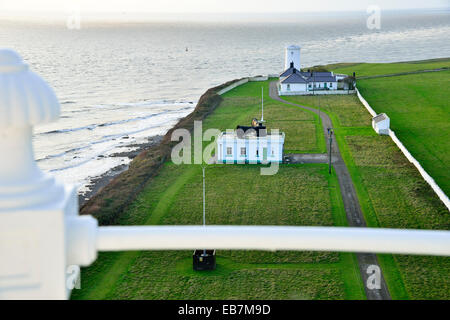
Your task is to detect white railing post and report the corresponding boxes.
[0,49,97,300]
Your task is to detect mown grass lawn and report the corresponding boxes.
[73,163,365,300]
[356,71,450,196]
[284,91,450,300]
[72,80,363,300]
[330,58,450,77]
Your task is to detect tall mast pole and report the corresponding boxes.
[202,166,206,227]
[202,166,206,256]
[261,86,264,122]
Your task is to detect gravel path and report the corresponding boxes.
[270,81,391,300]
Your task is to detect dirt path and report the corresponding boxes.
[269,81,391,300]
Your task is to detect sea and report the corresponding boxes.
[0,9,449,198]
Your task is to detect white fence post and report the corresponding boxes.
[0,49,97,299]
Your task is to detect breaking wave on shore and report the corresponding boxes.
[34,99,195,195]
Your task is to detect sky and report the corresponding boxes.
[1,0,449,14]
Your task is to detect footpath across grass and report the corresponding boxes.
[72,80,363,300]
[284,92,449,300]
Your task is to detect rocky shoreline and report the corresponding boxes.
[80,78,239,225]
[78,135,163,207]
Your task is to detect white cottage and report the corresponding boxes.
[279,64,338,95]
[217,118,285,164]
[372,113,390,135]
[278,45,357,95]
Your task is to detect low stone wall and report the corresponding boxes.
[280,90,355,96]
[217,78,249,95]
[356,88,450,211]
[217,75,270,95]
[249,75,269,81]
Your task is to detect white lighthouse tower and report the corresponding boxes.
[284,45,301,71]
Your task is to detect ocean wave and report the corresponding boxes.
[39,106,192,136]
[38,116,180,164]
[47,119,176,172]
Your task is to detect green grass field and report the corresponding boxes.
[356,71,450,196]
[330,58,450,78]
[284,90,449,299]
[72,80,363,300]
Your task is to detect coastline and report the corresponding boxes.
[80,78,241,225]
[78,135,163,207]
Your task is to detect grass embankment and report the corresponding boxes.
[330,58,450,78]
[72,80,364,300]
[284,92,449,300]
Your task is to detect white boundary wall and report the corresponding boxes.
[356,88,450,211]
[249,75,268,82]
[217,76,270,96]
[217,78,249,95]
[280,90,355,96]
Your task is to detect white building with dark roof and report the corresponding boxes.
[216,118,285,164]
[279,64,338,95]
[372,113,390,135]
[279,45,355,96]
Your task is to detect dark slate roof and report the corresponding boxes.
[280,66,299,78]
[236,125,267,137]
[299,72,337,83]
[373,113,388,123]
[307,76,337,83]
[280,73,308,84]
[280,69,337,84]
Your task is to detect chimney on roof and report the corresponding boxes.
[290,61,294,68]
[293,68,296,74]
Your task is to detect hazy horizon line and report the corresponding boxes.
[1,7,448,24]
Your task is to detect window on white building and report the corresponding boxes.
[287,84,290,91]
[227,147,232,155]
[240,147,246,156]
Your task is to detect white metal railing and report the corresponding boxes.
[1,49,449,300]
[97,226,450,256]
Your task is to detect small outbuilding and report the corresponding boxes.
[193,250,216,271]
[372,113,390,135]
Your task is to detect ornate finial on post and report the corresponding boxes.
[0,49,63,209]
[0,49,98,299]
